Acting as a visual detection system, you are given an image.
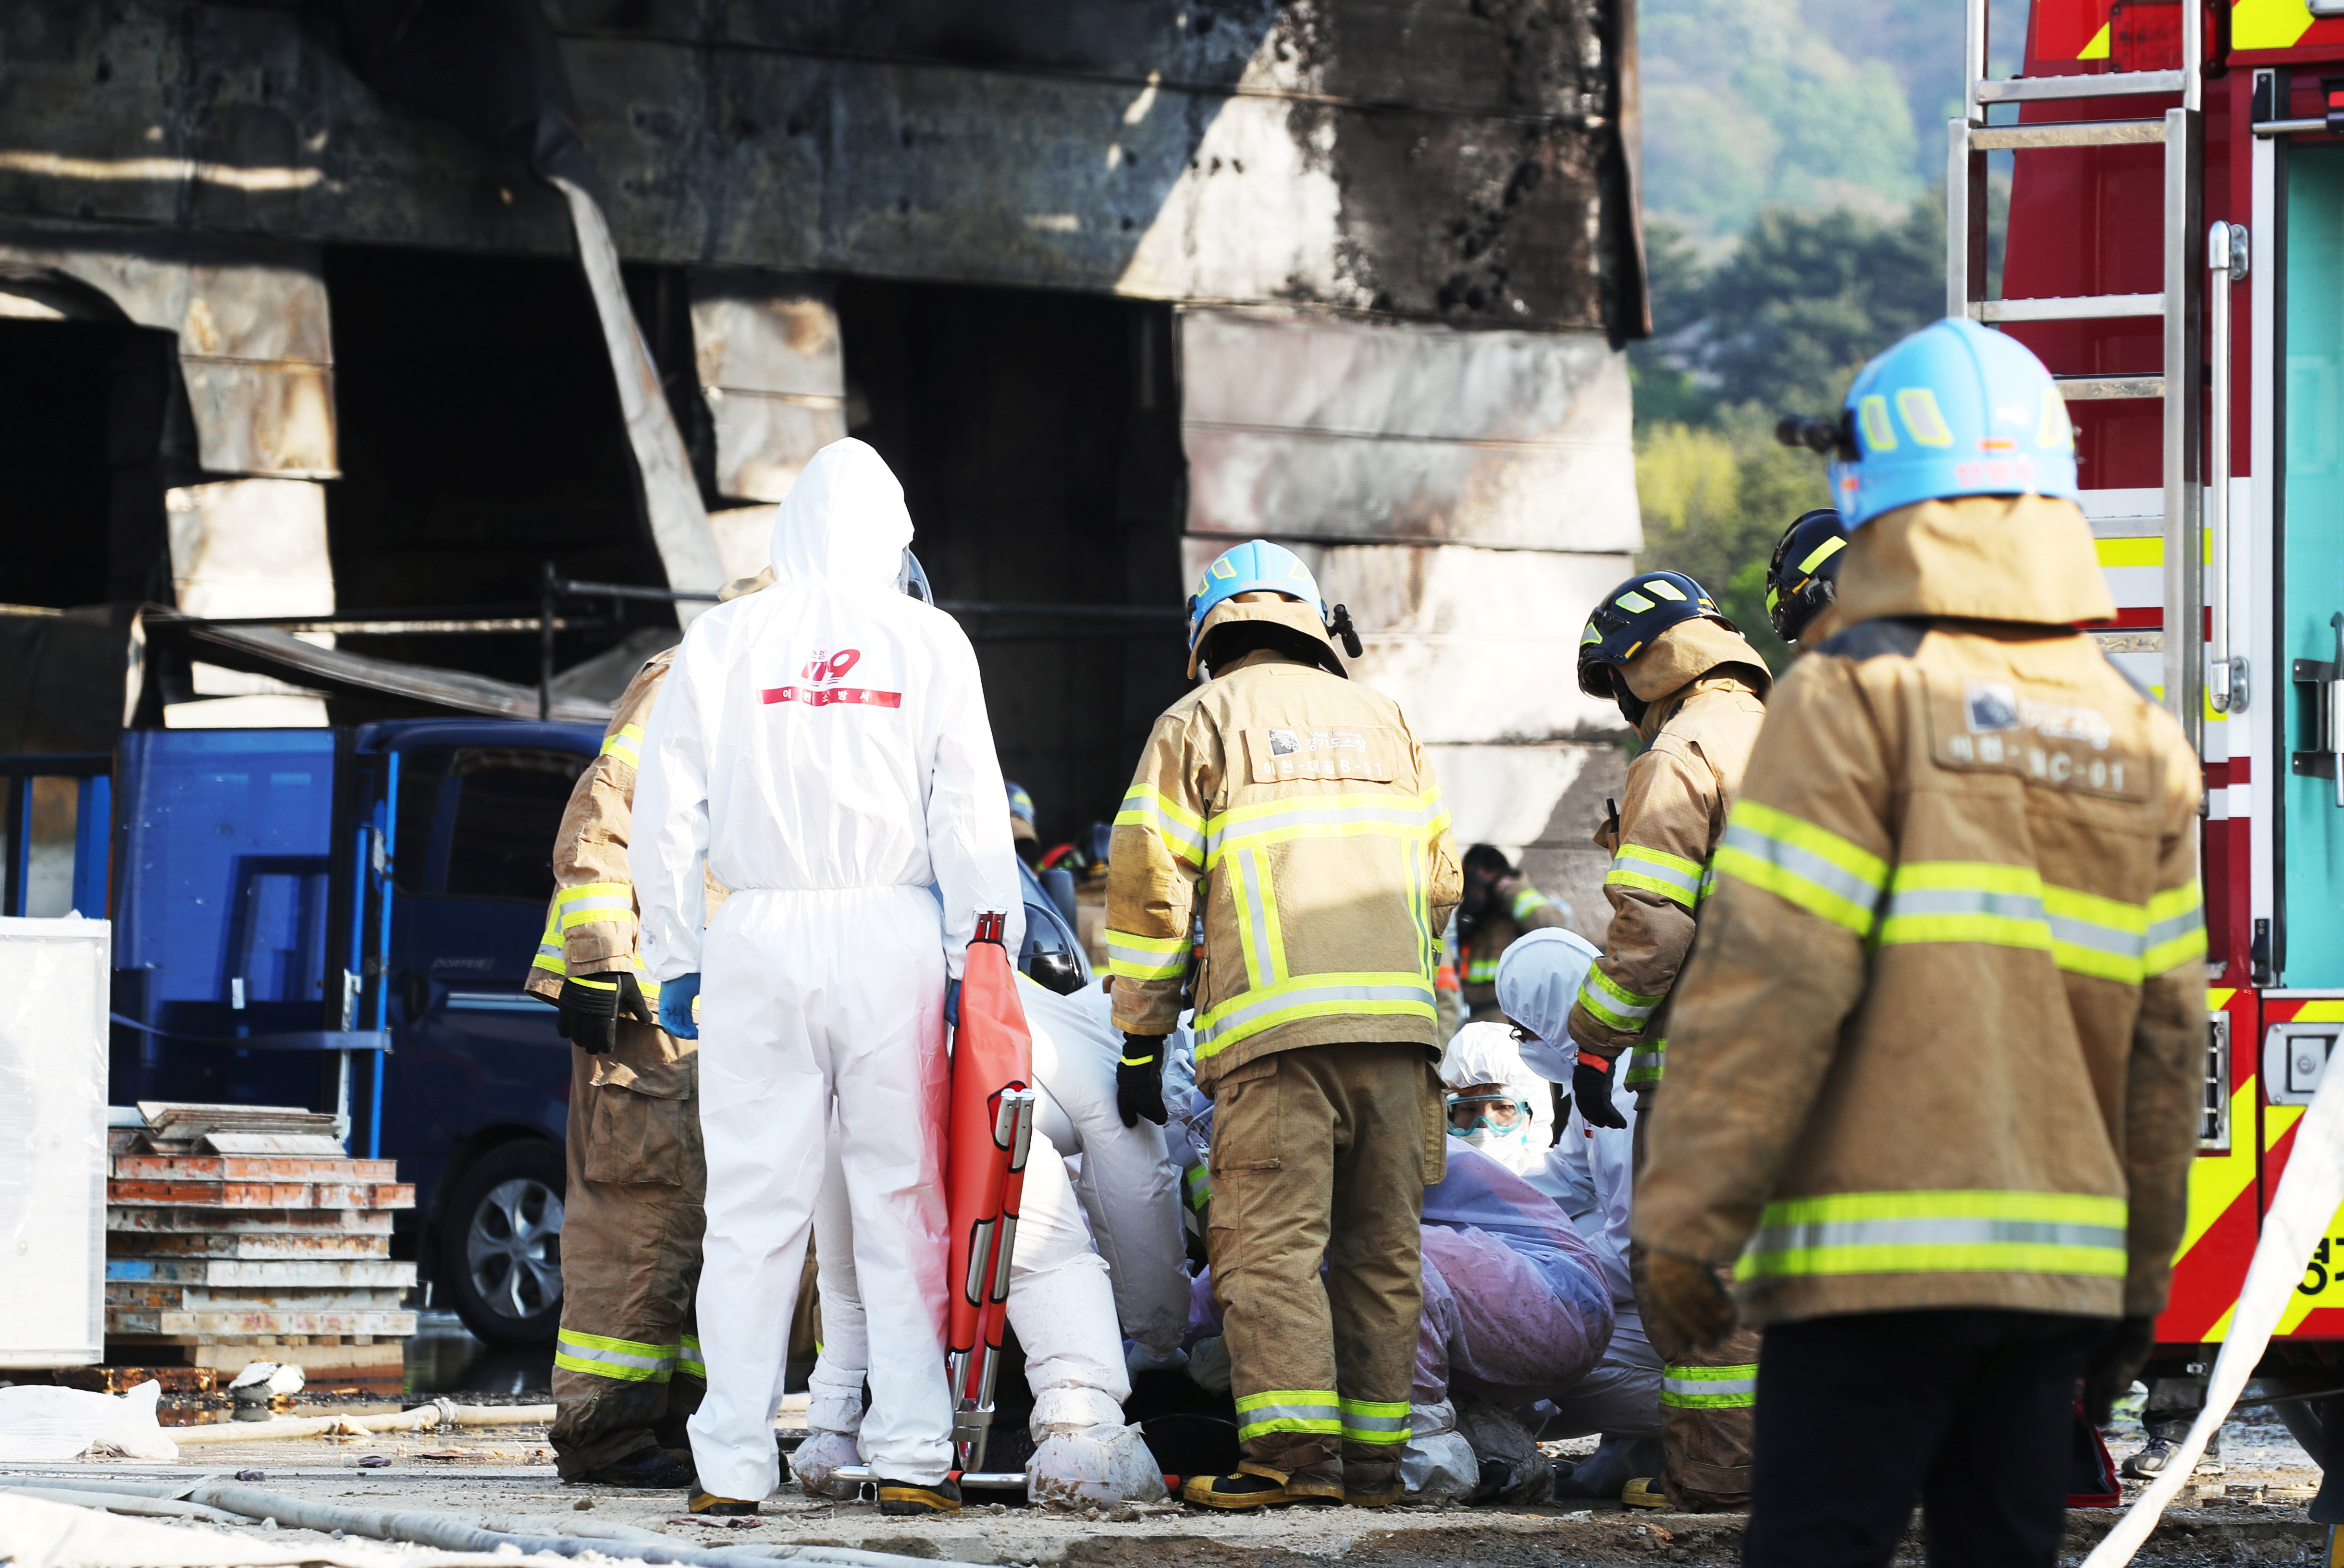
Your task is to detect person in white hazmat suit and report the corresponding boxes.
[1493,927,1664,1499]
[791,978,1187,1507]
[631,438,1024,1519]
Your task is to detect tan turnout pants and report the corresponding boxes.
[1207,1041,1445,1495]
[1630,1103,1757,1511]
[550,1021,708,1480]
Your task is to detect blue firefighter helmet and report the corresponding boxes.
[1576,571,1728,700]
[1186,539,1328,652]
[1765,509,1850,643]
[1821,317,2078,528]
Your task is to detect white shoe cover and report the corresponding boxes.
[1401,1430,1478,1503]
[789,1430,864,1499]
[1028,1421,1170,1509]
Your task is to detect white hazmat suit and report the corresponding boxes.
[633,438,1024,1501]
[1439,1021,1554,1181]
[792,978,1184,1506]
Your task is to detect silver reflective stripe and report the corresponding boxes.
[1196,979,1436,1049]
[1230,847,1282,988]
[2145,905,2199,950]
[556,1339,671,1375]
[1749,1215,2125,1255]
[1720,820,1884,916]
[2047,909,2144,963]
[1883,885,2048,925]
[1661,1371,1756,1400]
[1608,845,1702,903]
[1209,797,1441,860]
[1338,1408,1409,1433]
[1236,1400,1340,1432]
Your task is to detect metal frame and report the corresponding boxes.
[1949,0,2205,745]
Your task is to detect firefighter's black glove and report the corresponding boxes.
[1574,1051,1627,1130]
[1118,1035,1168,1128]
[553,971,653,1055]
[2084,1314,2157,1427]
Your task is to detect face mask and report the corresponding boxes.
[1448,1092,1540,1174]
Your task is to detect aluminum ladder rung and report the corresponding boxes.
[1974,70,2185,105]
[2056,374,2166,401]
[1971,294,2165,323]
[1970,119,2168,151]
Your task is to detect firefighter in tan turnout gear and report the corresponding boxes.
[1456,844,1570,1021]
[1569,570,1770,1512]
[1636,318,2207,1568]
[525,571,771,1488]
[1105,539,1461,1511]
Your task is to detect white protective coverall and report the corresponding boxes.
[632,438,1024,1501]
[792,978,1185,1506]
[1494,927,1663,1480]
[1439,1021,1554,1181]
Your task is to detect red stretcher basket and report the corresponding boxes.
[942,910,1036,1476]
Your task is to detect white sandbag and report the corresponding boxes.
[0,1381,176,1462]
[1028,1421,1169,1509]
[1400,1429,1478,1503]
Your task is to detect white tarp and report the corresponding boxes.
[0,916,109,1367]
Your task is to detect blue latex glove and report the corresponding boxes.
[945,977,961,1029]
[656,973,702,1040]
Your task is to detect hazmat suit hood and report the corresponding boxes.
[1827,493,2115,630]
[767,438,913,590]
[1494,927,1604,1085]
[1441,1020,1548,1176]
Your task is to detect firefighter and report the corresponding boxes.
[527,575,764,1488]
[1633,317,2206,1568]
[1762,508,1850,649]
[1106,539,1461,1510]
[1456,844,1571,1021]
[1008,780,1041,865]
[1570,568,1770,1512]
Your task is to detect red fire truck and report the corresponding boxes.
[1968,0,2344,1370]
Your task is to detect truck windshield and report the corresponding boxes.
[393,746,583,902]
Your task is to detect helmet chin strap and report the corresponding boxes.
[1616,690,1649,730]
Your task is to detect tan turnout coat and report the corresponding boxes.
[1634,495,2208,1327]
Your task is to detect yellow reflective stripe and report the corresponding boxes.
[1660,1364,1758,1409]
[600,723,643,765]
[1106,929,1189,981]
[678,1333,704,1379]
[1576,964,1663,1031]
[556,881,634,929]
[1193,972,1437,1059]
[1338,1396,1410,1444]
[1118,785,1206,867]
[1606,843,1703,908]
[1230,846,1288,989]
[1736,1189,2127,1282]
[1509,886,1551,921]
[1622,1037,1667,1087]
[1234,1388,1341,1441]
[1798,535,1847,576]
[1713,800,1887,935]
[1464,959,1499,983]
[555,1328,675,1383]
[1204,789,1447,866]
[533,913,565,976]
[2145,880,2207,974]
[1184,1164,1211,1211]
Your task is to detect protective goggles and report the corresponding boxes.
[1446,1092,1531,1134]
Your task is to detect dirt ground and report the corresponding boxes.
[3,1405,2335,1567]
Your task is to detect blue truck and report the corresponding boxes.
[13,720,1092,1348]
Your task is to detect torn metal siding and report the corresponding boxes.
[0,0,1633,333]
[688,271,845,504]
[1178,308,1638,551]
[0,221,335,479]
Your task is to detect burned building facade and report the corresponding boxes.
[0,0,1645,904]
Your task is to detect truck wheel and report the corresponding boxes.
[438,1139,566,1346]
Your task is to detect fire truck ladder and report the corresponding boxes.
[1948,0,2208,745]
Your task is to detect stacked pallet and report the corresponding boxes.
[103,1103,419,1393]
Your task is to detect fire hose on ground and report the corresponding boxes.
[167,1398,555,1447]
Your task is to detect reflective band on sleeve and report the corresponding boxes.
[1234,1388,1341,1442]
[677,1334,704,1380]
[1338,1396,1411,1445]
[556,882,635,930]
[1464,958,1498,984]
[1205,789,1451,867]
[2145,880,2207,974]
[533,913,565,977]
[1622,1038,1667,1087]
[1194,973,1437,1059]
[1106,929,1190,981]
[555,1329,675,1383]
[1605,844,1703,908]
[1660,1364,1757,1409]
[1510,887,1551,921]
[1735,1189,2128,1283]
[1576,964,1664,1032]
[1184,1164,1211,1211]
[1710,800,1887,935]
[1117,785,1206,867]
[600,723,643,765]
